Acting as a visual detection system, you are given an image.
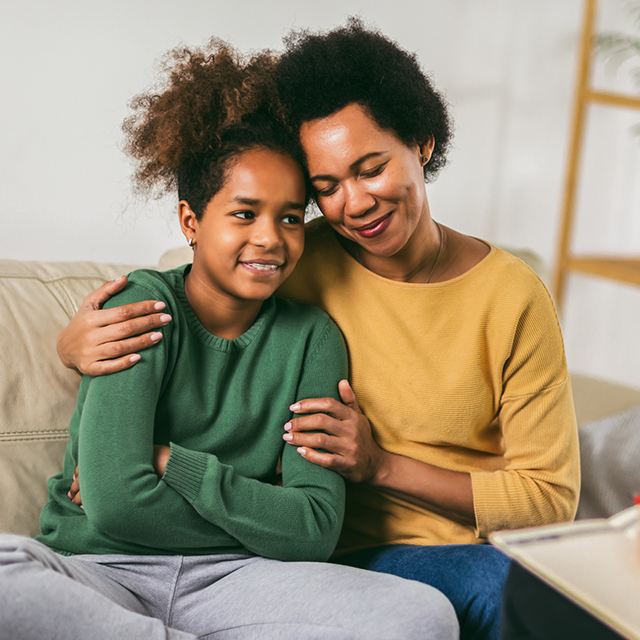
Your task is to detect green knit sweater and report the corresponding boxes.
[38,266,347,561]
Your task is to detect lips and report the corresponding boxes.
[239,260,283,276]
[354,212,393,239]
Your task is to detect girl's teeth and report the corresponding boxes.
[248,263,277,271]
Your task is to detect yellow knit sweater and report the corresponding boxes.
[278,219,580,551]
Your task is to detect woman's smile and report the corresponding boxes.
[353,212,394,238]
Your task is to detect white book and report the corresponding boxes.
[490,505,640,640]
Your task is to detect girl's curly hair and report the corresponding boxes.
[277,18,453,182]
[123,39,306,218]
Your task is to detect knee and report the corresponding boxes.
[0,535,31,560]
[390,580,459,640]
[0,535,49,569]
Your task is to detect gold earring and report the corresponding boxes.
[421,156,429,165]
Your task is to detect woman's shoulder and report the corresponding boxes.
[488,246,551,298]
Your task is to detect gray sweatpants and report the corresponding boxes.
[0,535,458,640]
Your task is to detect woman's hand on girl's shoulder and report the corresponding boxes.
[283,380,386,484]
[57,276,172,376]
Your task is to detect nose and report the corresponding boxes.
[251,216,283,250]
[342,180,376,218]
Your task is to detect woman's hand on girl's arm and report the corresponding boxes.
[284,379,476,528]
[57,276,172,376]
[284,380,384,484]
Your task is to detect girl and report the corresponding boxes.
[0,40,458,640]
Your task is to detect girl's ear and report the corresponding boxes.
[178,201,198,247]
[418,136,436,166]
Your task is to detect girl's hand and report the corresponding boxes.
[66,445,172,510]
[67,466,83,508]
[283,380,386,483]
[57,276,172,376]
[153,445,171,477]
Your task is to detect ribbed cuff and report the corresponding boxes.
[162,443,208,502]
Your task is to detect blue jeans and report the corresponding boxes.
[336,544,510,640]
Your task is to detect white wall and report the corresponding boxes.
[2,0,640,388]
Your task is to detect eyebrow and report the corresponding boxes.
[309,151,388,182]
[231,196,305,210]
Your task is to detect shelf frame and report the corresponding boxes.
[552,0,640,308]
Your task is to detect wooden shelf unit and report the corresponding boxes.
[553,0,640,308]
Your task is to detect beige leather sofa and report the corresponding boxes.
[2,252,640,537]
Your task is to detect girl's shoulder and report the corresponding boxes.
[105,266,188,310]
[272,295,334,329]
[272,296,344,347]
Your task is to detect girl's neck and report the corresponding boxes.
[184,266,262,340]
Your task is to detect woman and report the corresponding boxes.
[0,40,458,640]
[57,21,580,640]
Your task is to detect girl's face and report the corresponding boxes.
[299,103,433,259]
[182,148,306,305]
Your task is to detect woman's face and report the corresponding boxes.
[183,147,306,304]
[299,103,433,259]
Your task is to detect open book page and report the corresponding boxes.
[490,506,640,639]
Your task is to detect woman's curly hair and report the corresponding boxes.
[123,39,306,218]
[276,18,453,182]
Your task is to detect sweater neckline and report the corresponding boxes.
[174,264,273,351]
[326,227,496,289]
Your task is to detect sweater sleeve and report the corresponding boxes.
[78,282,240,551]
[161,318,348,561]
[470,283,581,537]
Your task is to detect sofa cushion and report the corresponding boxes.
[576,405,640,519]
[0,259,138,536]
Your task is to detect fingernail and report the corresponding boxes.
[159,314,172,323]
[289,403,300,412]
[130,354,141,363]
[297,447,307,456]
[283,433,293,441]
[154,301,166,311]
[150,332,163,342]
[67,491,72,499]
[80,505,84,510]
[284,422,292,431]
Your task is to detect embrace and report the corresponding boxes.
[0,19,579,640]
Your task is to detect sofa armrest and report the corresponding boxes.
[0,259,141,536]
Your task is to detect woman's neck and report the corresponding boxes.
[184,266,262,340]
[351,213,443,284]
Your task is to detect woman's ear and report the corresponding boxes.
[418,136,436,166]
[178,201,198,248]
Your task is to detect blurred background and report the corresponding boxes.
[1,0,639,388]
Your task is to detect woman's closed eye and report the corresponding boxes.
[360,162,387,179]
[315,184,338,198]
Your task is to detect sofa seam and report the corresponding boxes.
[0,429,69,435]
[0,435,69,442]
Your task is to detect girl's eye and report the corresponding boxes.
[233,211,255,220]
[361,163,386,178]
[283,214,302,225]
